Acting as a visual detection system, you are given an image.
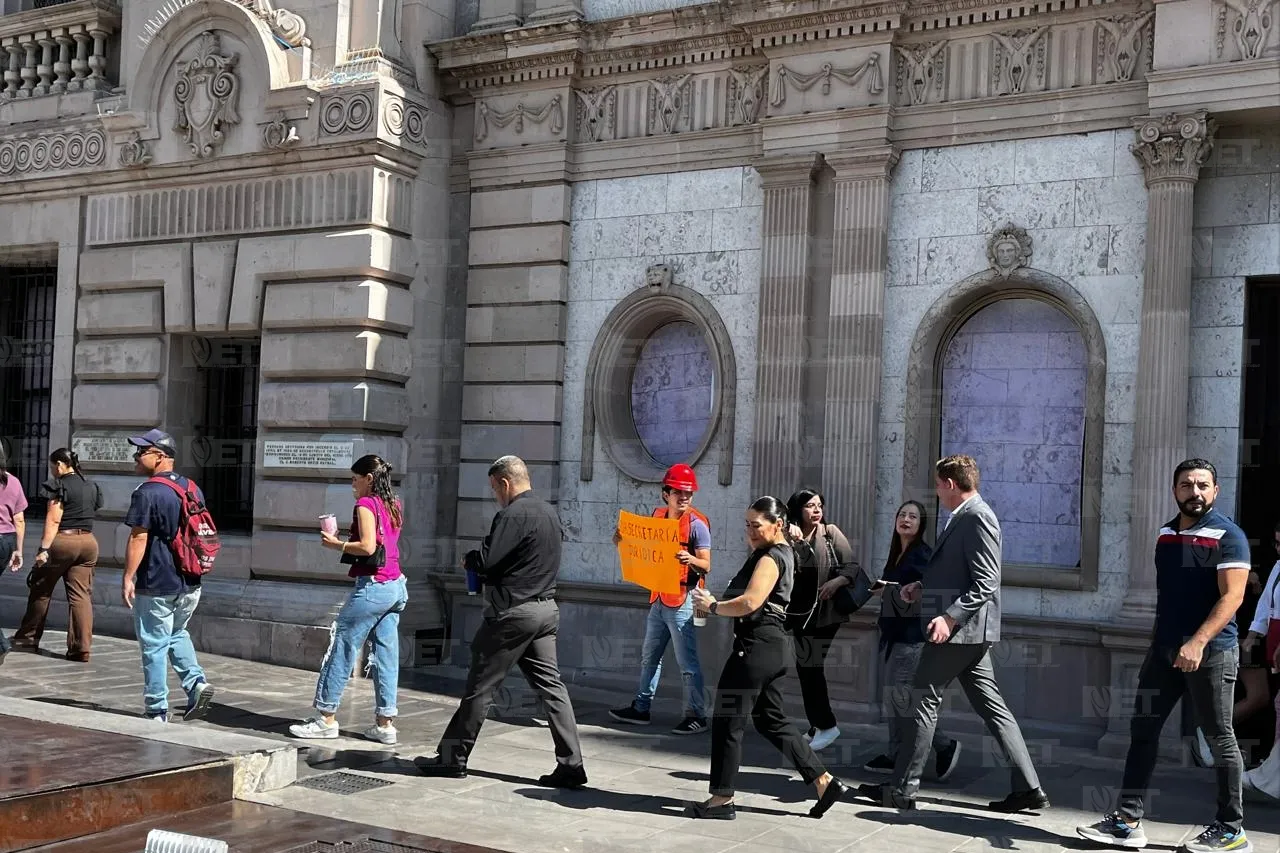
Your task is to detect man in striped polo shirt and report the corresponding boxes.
[1078,459,1252,853]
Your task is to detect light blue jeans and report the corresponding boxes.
[314,575,408,718]
[633,596,706,718]
[134,588,206,716]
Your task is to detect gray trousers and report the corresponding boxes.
[885,642,952,758]
[892,641,1039,798]
[437,599,583,768]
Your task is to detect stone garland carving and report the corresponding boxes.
[1213,0,1277,60]
[474,96,564,144]
[895,42,948,106]
[649,75,692,134]
[1097,13,1154,83]
[118,131,153,167]
[1131,112,1217,184]
[382,96,431,148]
[236,0,311,48]
[988,224,1033,279]
[728,66,767,125]
[0,129,105,176]
[262,114,299,150]
[575,86,617,142]
[319,92,375,135]
[173,33,240,159]
[768,54,884,108]
[991,28,1049,95]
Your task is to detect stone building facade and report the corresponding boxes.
[1,0,1278,749]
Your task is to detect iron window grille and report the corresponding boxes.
[0,265,56,515]
[193,339,260,534]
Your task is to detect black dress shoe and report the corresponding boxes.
[688,800,736,820]
[414,756,467,778]
[988,787,1050,813]
[538,764,588,789]
[855,782,917,810]
[810,778,849,818]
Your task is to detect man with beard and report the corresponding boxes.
[1078,459,1252,853]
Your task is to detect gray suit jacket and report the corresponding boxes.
[920,495,1002,645]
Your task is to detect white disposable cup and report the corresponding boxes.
[319,514,338,536]
[693,613,707,628]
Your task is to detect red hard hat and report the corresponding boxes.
[662,463,698,492]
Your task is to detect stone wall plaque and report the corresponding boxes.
[262,440,354,469]
[72,435,135,465]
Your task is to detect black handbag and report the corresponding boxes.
[826,531,874,616]
[339,504,387,569]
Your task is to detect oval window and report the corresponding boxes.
[629,321,715,467]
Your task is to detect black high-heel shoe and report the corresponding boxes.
[810,778,850,818]
[688,800,736,820]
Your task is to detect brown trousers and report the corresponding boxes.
[16,530,99,656]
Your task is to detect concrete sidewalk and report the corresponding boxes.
[3,632,1279,853]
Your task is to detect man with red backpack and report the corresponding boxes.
[122,429,218,723]
[610,464,711,734]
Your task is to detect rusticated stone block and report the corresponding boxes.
[253,480,373,528]
[262,279,414,333]
[193,240,237,333]
[73,337,165,381]
[458,461,559,500]
[72,383,162,425]
[461,384,561,422]
[76,290,164,336]
[257,381,410,431]
[462,344,564,382]
[468,224,570,266]
[459,423,561,462]
[465,305,566,345]
[468,265,567,305]
[260,330,412,382]
[471,185,570,229]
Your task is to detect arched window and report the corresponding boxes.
[630,321,715,467]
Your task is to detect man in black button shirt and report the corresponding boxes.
[416,456,586,788]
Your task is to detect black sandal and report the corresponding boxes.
[810,778,849,818]
[688,800,736,820]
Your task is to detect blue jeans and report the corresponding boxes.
[633,597,706,718]
[314,575,408,718]
[134,588,206,716]
[0,532,14,655]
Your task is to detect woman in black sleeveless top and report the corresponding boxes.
[689,496,849,820]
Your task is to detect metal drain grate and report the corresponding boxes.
[293,772,395,795]
[282,843,440,853]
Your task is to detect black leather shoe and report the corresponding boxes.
[538,764,588,789]
[414,756,467,778]
[688,800,736,820]
[988,787,1050,813]
[855,782,917,810]
[810,778,849,818]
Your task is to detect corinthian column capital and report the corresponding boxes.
[1131,111,1217,186]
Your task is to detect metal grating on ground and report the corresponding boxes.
[282,842,442,853]
[292,772,395,796]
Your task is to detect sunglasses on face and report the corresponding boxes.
[133,448,159,460]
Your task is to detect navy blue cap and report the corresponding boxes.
[127,429,177,458]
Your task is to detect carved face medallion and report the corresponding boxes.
[987,225,1033,278]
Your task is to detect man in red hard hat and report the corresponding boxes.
[610,463,711,734]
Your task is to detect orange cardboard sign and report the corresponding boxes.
[617,510,684,595]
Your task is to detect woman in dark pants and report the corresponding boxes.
[688,496,849,821]
[784,488,858,751]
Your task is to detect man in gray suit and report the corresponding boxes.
[857,454,1049,812]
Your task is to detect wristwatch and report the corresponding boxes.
[709,601,719,616]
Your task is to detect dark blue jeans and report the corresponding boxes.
[0,532,15,654]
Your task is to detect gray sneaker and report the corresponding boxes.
[289,717,340,739]
[1077,812,1148,849]
[363,723,398,745]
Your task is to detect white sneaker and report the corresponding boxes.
[363,723,398,745]
[809,726,841,751]
[289,717,340,739]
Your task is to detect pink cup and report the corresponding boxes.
[319,514,338,536]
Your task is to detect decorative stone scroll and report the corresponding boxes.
[235,0,310,48]
[1097,13,1154,83]
[1131,111,1217,185]
[118,132,153,167]
[987,224,1033,279]
[575,86,617,142]
[991,28,1049,95]
[0,128,105,176]
[1214,0,1277,60]
[474,96,565,144]
[382,96,431,148]
[768,55,884,107]
[262,114,299,150]
[173,32,240,159]
[319,92,375,135]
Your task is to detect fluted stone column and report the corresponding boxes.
[471,0,522,32]
[750,154,822,499]
[821,148,898,568]
[1122,111,1217,623]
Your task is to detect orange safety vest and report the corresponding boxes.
[650,506,710,608]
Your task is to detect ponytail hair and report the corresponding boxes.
[351,454,402,530]
[49,447,85,481]
[749,495,788,531]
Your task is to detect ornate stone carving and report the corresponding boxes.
[173,33,240,159]
[262,114,299,150]
[728,66,766,125]
[1097,13,1153,83]
[118,131,152,167]
[474,96,565,144]
[1213,0,1277,59]
[649,75,692,134]
[319,92,375,135]
[382,96,430,147]
[235,0,310,48]
[768,55,884,108]
[1131,112,1217,184]
[644,263,673,288]
[894,42,948,106]
[575,86,617,142]
[991,28,1049,95]
[0,128,105,176]
[987,224,1033,279]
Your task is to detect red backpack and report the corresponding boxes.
[148,475,220,577]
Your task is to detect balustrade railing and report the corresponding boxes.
[0,0,119,101]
